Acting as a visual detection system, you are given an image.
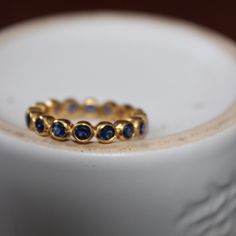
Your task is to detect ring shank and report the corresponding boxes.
[26,98,148,144]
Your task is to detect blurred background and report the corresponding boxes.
[0,0,236,40]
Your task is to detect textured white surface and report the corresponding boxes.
[0,13,236,236]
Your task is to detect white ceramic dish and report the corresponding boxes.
[0,12,236,236]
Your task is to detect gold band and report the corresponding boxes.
[26,98,148,144]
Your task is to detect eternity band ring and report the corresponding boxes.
[25,98,148,144]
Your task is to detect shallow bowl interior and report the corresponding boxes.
[0,12,236,152]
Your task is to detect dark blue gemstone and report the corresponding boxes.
[103,106,112,115]
[99,125,115,140]
[123,123,134,139]
[52,122,67,137]
[85,105,96,113]
[25,113,31,128]
[35,118,45,133]
[68,103,77,113]
[139,121,145,135]
[74,125,92,140]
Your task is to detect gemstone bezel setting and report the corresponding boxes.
[123,123,134,139]
[115,120,135,141]
[139,121,146,136]
[25,112,31,128]
[35,117,45,133]
[72,121,94,144]
[25,107,42,130]
[34,115,54,136]
[50,119,71,141]
[96,122,116,144]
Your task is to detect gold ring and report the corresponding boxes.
[26,98,148,144]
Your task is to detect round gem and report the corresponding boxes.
[85,105,96,113]
[74,125,92,140]
[68,103,77,113]
[25,113,31,128]
[123,123,134,139]
[139,121,145,135]
[99,125,115,141]
[52,122,67,137]
[35,118,45,133]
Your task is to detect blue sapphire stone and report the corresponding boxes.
[25,113,31,128]
[103,106,112,115]
[74,125,92,140]
[85,105,96,113]
[35,118,45,133]
[139,121,145,135]
[52,122,67,137]
[123,123,134,139]
[68,103,77,113]
[99,125,115,140]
